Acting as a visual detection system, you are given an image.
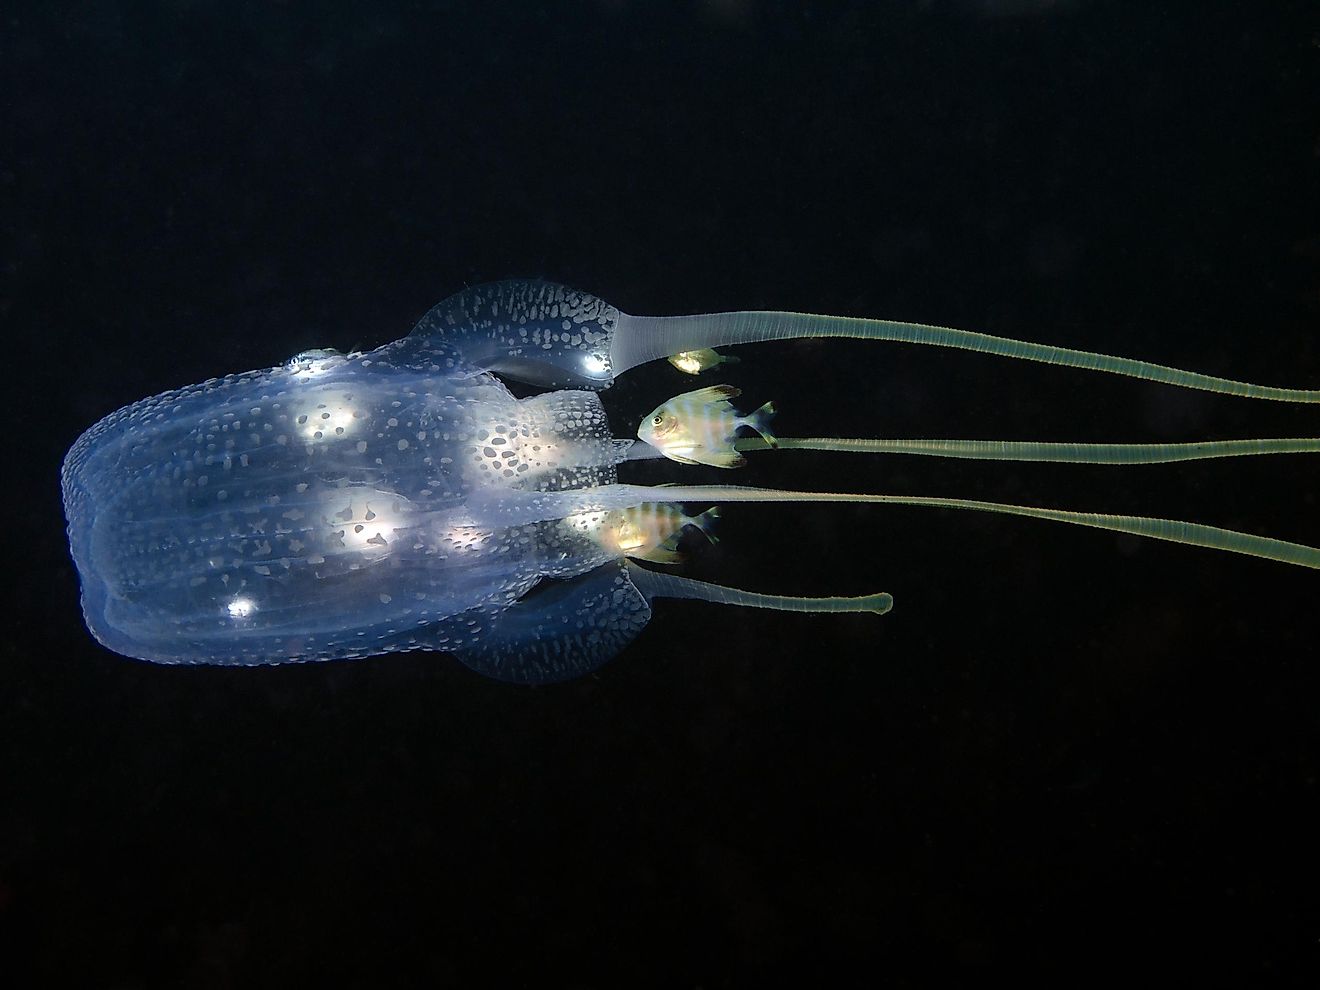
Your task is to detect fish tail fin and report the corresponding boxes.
[746,400,778,448]
[692,505,721,545]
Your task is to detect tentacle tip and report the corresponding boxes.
[864,593,894,615]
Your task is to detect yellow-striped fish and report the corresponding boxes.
[667,348,740,375]
[601,502,721,564]
[637,384,777,468]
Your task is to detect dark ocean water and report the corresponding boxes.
[5,1,1319,984]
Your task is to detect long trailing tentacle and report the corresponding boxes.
[465,483,1320,571]
[610,484,1320,571]
[730,435,1320,464]
[623,435,1320,465]
[624,562,892,615]
[610,310,1320,402]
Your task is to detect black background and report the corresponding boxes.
[5,1,1320,984]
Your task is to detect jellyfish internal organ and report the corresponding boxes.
[61,280,1320,683]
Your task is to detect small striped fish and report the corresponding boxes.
[603,503,721,564]
[637,384,777,468]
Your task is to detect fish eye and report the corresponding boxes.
[652,415,664,426]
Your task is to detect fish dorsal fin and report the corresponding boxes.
[676,384,741,405]
[446,561,651,684]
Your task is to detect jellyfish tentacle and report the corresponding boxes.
[624,561,892,615]
[729,436,1320,464]
[463,484,1320,571]
[610,310,1320,402]
[402,282,1318,400]
[623,435,1320,464]
[607,484,1320,571]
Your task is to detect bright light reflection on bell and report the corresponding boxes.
[439,522,491,552]
[321,495,404,555]
[227,597,256,618]
[340,514,396,551]
[296,402,359,440]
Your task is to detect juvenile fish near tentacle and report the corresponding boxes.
[596,502,720,564]
[637,384,777,467]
